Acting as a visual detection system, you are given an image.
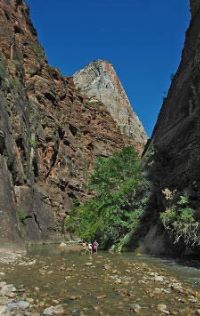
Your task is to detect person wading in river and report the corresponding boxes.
[88,243,93,255]
[81,241,89,255]
[81,240,98,255]
[92,240,99,254]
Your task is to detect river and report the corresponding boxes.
[0,244,200,315]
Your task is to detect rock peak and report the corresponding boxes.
[73,60,147,153]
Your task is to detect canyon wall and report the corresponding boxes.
[0,0,146,248]
[190,0,200,17]
[141,0,200,256]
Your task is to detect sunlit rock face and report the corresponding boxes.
[0,0,147,247]
[142,1,200,256]
[73,60,147,155]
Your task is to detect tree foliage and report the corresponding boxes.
[65,146,148,248]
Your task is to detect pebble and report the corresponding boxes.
[0,284,17,297]
[94,306,100,311]
[114,278,122,284]
[85,262,92,266]
[7,300,30,310]
[43,304,65,315]
[154,275,164,282]
[59,242,67,248]
[170,282,183,292]
[157,304,170,314]
[0,281,7,287]
[68,295,79,300]
[103,264,111,270]
[154,288,163,294]
[27,297,34,303]
[71,309,80,316]
[18,259,36,266]
[130,303,142,314]
[0,305,8,314]
[96,294,107,299]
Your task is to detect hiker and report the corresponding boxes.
[92,240,99,254]
[81,241,88,255]
[82,240,87,249]
[88,243,93,255]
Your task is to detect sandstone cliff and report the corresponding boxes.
[0,0,146,248]
[141,0,200,256]
[73,60,147,154]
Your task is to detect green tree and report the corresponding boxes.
[65,146,147,248]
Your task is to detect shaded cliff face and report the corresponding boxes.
[190,0,200,17]
[0,0,146,247]
[73,60,147,154]
[142,2,200,256]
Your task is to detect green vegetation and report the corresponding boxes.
[30,43,46,59]
[29,137,37,148]
[22,173,27,182]
[11,77,22,93]
[12,59,21,66]
[65,146,148,248]
[28,100,40,127]
[0,58,6,80]
[6,153,15,171]
[17,208,27,225]
[160,193,200,246]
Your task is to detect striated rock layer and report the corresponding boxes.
[142,0,200,256]
[73,60,147,154]
[0,0,146,247]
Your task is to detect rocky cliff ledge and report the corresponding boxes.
[74,60,147,154]
[142,0,200,256]
[0,0,146,247]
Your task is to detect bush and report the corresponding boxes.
[17,208,27,225]
[0,60,5,79]
[160,194,200,246]
[0,58,6,81]
[29,137,37,148]
[65,146,147,248]
[11,77,22,93]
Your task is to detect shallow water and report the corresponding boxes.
[1,244,200,315]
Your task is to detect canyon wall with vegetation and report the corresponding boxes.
[0,0,146,248]
[140,0,200,256]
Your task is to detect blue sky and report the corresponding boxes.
[26,0,190,137]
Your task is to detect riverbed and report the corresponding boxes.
[0,244,200,315]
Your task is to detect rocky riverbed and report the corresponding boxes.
[0,245,200,315]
